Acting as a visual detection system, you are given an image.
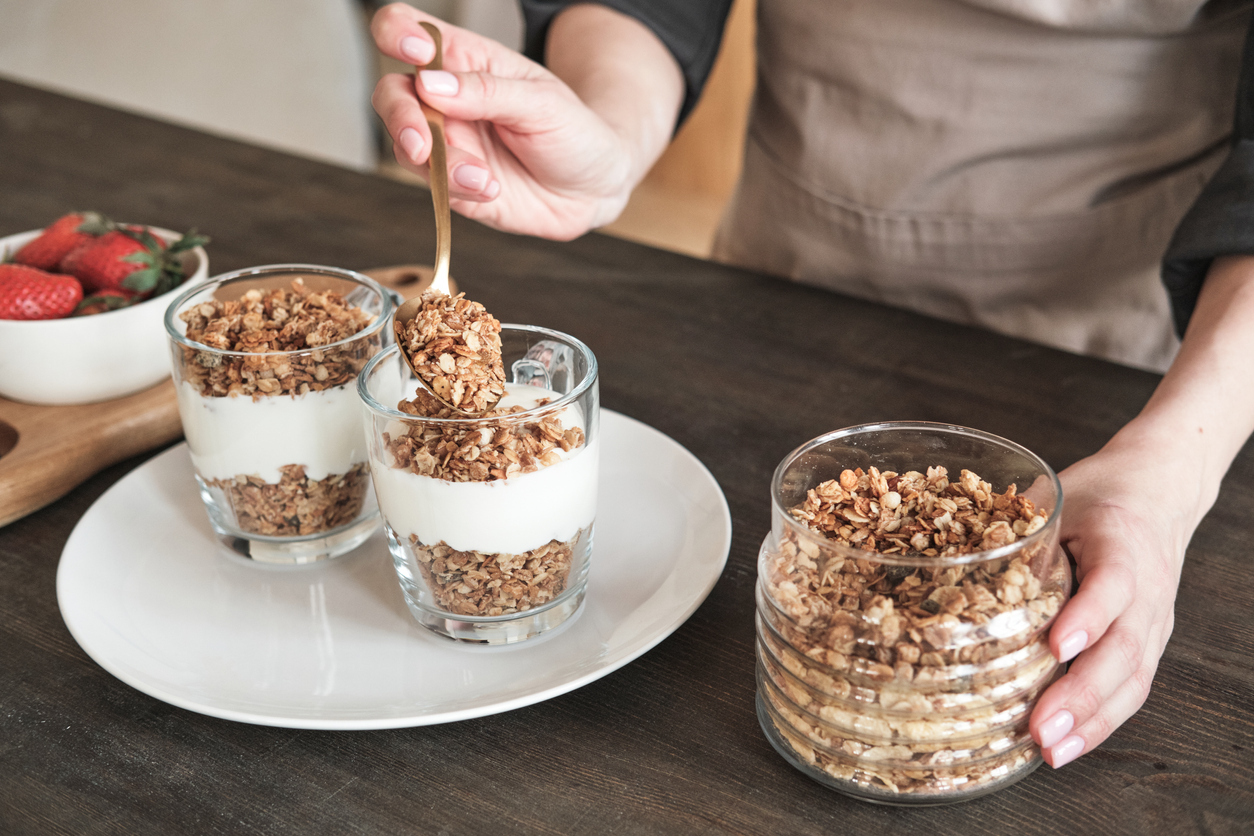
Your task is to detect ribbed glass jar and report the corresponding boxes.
[755,422,1071,805]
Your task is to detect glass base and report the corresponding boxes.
[756,694,1042,806]
[406,587,587,645]
[384,522,593,645]
[211,512,380,567]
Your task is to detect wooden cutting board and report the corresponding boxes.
[0,265,443,528]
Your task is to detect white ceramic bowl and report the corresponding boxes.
[0,225,210,405]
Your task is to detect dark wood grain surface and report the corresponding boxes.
[1,78,1251,836]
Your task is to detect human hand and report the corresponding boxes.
[1028,436,1196,768]
[370,3,655,240]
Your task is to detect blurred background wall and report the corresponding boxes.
[0,0,378,170]
[403,0,524,49]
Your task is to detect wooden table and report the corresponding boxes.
[1,78,1251,835]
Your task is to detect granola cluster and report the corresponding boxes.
[178,278,378,399]
[758,465,1068,798]
[395,291,505,413]
[407,532,580,616]
[790,466,1047,557]
[387,390,586,483]
[207,464,371,537]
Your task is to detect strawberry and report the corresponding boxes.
[72,288,133,317]
[11,211,109,271]
[61,226,208,299]
[60,228,150,296]
[0,264,83,320]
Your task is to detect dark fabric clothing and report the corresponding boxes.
[522,0,1254,338]
[520,0,732,124]
[1162,19,1254,336]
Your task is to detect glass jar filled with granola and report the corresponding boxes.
[165,265,391,565]
[756,422,1070,804]
[358,325,599,645]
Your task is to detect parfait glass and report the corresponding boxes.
[165,264,390,565]
[358,325,600,644]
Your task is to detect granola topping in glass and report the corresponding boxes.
[177,278,376,398]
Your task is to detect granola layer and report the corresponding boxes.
[207,463,370,537]
[177,278,378,399]
[406,530,581,616]
[386,389,586,483]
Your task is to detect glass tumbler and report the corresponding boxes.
[165,264,391,565]
[358,326,600,645]
[756,422,1071,804]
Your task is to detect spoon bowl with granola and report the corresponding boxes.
[389,22,504,417]
[393,290,506,415]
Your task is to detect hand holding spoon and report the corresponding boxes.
[402,21,451,304]
[392,22,504,416]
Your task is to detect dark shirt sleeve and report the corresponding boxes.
[519,0,735,126]
[1161,16,1254,337]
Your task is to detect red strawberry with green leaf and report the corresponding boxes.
[60,227,151,297]
[10,211,110,271]
[72,288,133,317]
[61,226,208,299]
[0,263,83,320]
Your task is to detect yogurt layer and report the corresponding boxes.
[177,381,367,483]
[372,384,599,555]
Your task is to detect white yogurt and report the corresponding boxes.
[371,384,598,555]
[177,381,367,483]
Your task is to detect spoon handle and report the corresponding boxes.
[418,21,451,297]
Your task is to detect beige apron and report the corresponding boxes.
[712,0,1251,370]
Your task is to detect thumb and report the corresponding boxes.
[417,69,570,132]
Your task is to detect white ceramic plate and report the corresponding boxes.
[57,410,732,729]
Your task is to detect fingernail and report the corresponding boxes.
[483,180,500,199]
[454,164,489,192]
[1057,630,1088,663]
[419,70,459,96]
[398,127,424,162]
[400,35,435,64]
[1038,710,1074,749]
[1047,734,1085,769]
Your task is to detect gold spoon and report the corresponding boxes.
[392,21,476,416]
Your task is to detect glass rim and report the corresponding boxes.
[770,421,1064,568]
[357,324,599,424]
[163,263,393,357]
